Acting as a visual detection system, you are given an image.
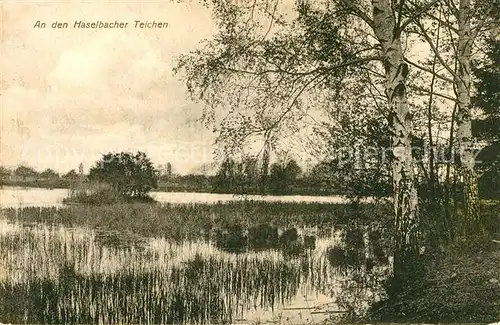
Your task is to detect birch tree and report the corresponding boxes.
[175,0,442,274]
[407,0,498,233]
[370,0,420,270]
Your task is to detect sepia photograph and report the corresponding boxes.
[0,0,499,324]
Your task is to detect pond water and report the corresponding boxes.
[0,187,390,324]
[0,186,350,208]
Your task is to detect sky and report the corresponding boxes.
[1,1,221,175]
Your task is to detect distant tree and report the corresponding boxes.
[63,169,79,180]
[157,163,174,181]
[285,159,302,181]
[14,165,38,180]
[88,151,158,199]
[268,158,302,195]
[166,162,172,178]
[307,161,338,190]
[213,157,236,193]
[39,168,59,179]
[213,156,260,193]
[0,166,11,181]
[242,156,259,189]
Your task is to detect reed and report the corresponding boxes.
[0,201,393,323]
[1,201,391,240]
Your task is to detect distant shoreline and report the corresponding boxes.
[0,180,344,197]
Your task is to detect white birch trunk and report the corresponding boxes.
[260,140,270,193]
[456,0,481,232]
[372,0,420,271]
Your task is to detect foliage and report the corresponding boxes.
[308,159,392,199]
[474,38,500,199]
[268,158,302,194]
[39,169,59,179]
[212,156,260,193]
[63,169,79,180]
[159,174,213,192]
[14,165,38,180]
[473,38,500,129]
[212,154,305,195]
[174,1,380,159]
[0,166,11,181]
[88,151,158,200]
[174,0,401,200]
[312,114,393,199]
[0,168,73,189]
[213,155,270,194]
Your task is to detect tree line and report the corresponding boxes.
[0,165,80,183]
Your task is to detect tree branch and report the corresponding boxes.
[470,12,491,45]
[222,55,382,77]
[413,20,459,80]
[443,10,459,56]
[338,0,375,29]
[405,58,454,83]
[444,0,460,19]
[404,5,459,34]
[267,72,329,133]
[396,0,407,32]
[400,0,441,31]
[412,85,457,102]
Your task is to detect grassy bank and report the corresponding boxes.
[63,188,156,205]
[368,202,500,323]
[369,237,500,323]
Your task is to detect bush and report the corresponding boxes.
[88,151,158,199]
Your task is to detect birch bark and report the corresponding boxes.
[456,0,481,233]
[372,0,420,270]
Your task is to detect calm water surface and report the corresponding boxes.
[0,186,350,208]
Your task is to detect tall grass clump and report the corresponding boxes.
[63,187,156,205]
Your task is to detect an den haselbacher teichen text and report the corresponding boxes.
[33,20,169,29]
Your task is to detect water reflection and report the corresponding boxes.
[0,217,390,324]
[213,224,317,257]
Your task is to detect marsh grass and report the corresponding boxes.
[0,219,390,324]
[1,201,392,241]
[63,187,157,205]
[0,201,394,324]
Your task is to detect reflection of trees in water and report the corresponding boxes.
[195,223,392,322]
[214,223,317,257]
[322,225,392,321]
[0,221,392,324]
